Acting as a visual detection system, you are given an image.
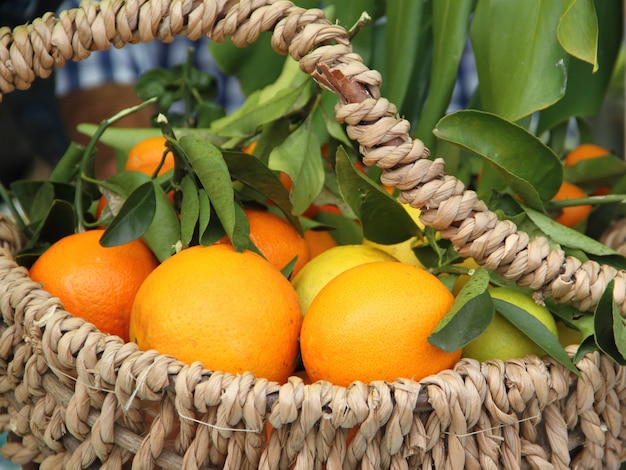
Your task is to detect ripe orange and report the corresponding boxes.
[125,136,174,175]
[129,244,302,383]
[220,208,310,277]
[29,229,159,342]
[564,143,611,195]
[564,143,610,168]
[303,229,337,260]
[300,262,459,386]
[552,181,592,227]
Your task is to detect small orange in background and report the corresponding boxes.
[303,229,337,260]
[300,261,459,387]
[29,229,159,342]
[564,143,612,196]
[129,244,302,383]
[220,208,310,277]
[552,181,592,227]
[125,136,174,175]
[564,143,610,168]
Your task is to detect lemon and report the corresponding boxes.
[462,287,558,362]
[291,244,398,314]
[363,203,426,267]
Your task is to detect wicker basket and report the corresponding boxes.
[1,0,626,468]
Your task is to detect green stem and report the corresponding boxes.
[544,194,626,210]
[74,97,158,232]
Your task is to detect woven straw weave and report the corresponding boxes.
[1,0,626,468]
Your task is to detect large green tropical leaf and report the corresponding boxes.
[470,0,569,121]
[415,0,474,149]
[537,0,622,134]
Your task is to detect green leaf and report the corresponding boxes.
[336,147,421,243]
[522,205,622,257]
[77,124,162,155]
[563,154,626,187]
[429,268,494,351]
[179,175,200,247]
[494,298,579,374]
[208,59,313,138]
[99,171,179,261]
[179,137,242,250]
[470,0,568,121]
[557,0,598,70]
[433,110,563,208]
[594,280,626,364]
[101,181,156,247]
[268,115,325,216]
[384,1,430,116]
[22,199,76,252]
[415,0,474,148]
[223,150,299,230]
[209,33,286,96]
[197,190,211,242]
[536,0,622,133]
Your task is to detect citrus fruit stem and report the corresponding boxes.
[74,97,158,232]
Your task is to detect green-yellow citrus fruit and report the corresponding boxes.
[462,287,558,362]
[291,244,398,315]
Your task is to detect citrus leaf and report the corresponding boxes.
[494,298,579,375]
[336,147,421,244]
[557,0,598,70]
[522,205,622,257]
[180,175,199,247]
[208,59,313,138]
[179,136,241,250]
[536,0,622,134]
[144,185,180,261]
[197,190,211,243]
[433,110,562,209]
[98,172,179,261]
[101,181,156,247]
[223,150,299,231]
[429,268,493,352]
[470,0,568,121]
[269,114,325,216]
[594,280,626,365]
[23,199,76,252]
[563,154,626,186]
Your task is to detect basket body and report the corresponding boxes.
[1,0,626,468]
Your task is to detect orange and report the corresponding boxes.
[29,229,159,342]
[552,181,592,227]
[129,244,302,383]
[303,229,337,260]
[564,143,611,195]
[564,143,610,168]
[300,262,459,386]
[125,136,174,175]
[220,208,310,277]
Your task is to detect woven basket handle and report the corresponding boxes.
[0,0,623,314]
